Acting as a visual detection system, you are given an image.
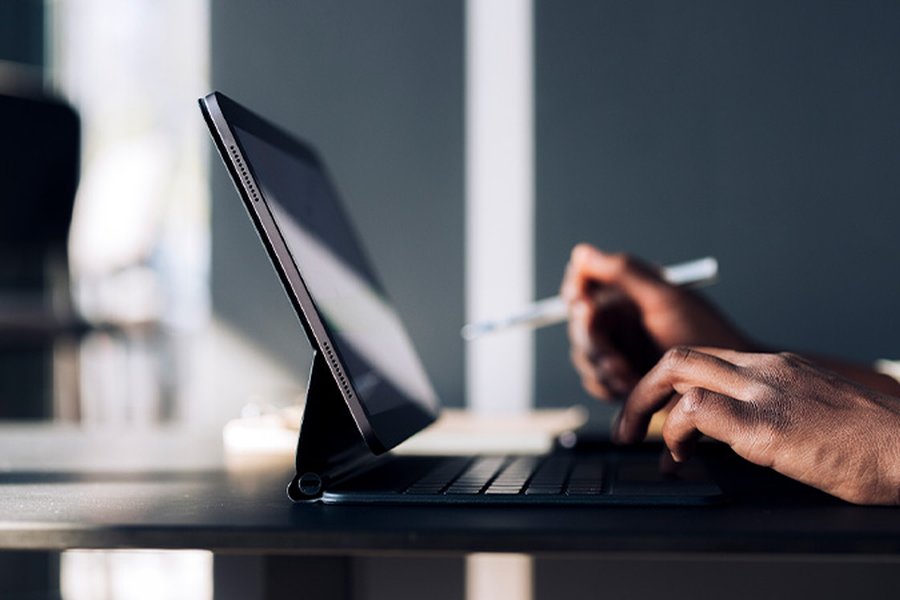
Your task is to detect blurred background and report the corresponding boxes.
[1,0,899,598]
[5,0,899,424]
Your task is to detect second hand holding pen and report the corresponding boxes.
[461,256,719,341]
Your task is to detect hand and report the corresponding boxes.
[615,346,900,505]
[560,244,753,401]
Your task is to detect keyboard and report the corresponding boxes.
[404,455,605,496]
[324,449,723,505]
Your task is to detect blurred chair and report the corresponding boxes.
[0,88,81,419]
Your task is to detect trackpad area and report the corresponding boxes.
[611,457,720,497]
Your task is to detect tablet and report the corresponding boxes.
[200,91,439,453]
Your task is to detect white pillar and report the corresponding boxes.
[465,0,535,416]
[467,553,533,600]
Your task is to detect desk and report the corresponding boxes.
[0,424,898,599]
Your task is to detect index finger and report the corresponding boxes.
[615,346,755,443]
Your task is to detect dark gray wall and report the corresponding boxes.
[535,1,900,408]
[210,2,465,405]
[0,0,44,68]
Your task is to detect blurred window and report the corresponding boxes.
[47,2,213,593]
[50,0,210,330]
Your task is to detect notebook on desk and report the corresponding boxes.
[199,91,723,505]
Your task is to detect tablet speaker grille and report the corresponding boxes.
[229,145,260,203]
[321,340,353,399]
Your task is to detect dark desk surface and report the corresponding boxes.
[0,424,898,557]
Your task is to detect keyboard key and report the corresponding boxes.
[445,457,506,494]
[569,461,604,480]
[484,488,521,495]
[565,459,605,494]
[525,456,571,489]
[566,485,605,495]
[445,485,488,495]
[484,456,537,494]
[405,485,446,495]
[524,486,562,495]
[403,457,472,494]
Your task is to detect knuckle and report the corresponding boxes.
[738,366,778,400]
[752,354,805,395]
[776,351,813,371]
[772,352,803,371]
[678,387,708,414]
[757,353,784,369]
[754,354,793,384]
[773,352,792,367]
[746,379,778,403]
[661,346,695,372]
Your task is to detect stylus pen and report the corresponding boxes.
[461,256,718,341]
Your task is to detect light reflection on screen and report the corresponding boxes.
[232,126,439,418]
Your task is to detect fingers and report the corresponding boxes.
[568,300,638,399]
[662,387,757,462]
[616,346,757,443]
[570,348,636,399]
[561,244,671,311]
